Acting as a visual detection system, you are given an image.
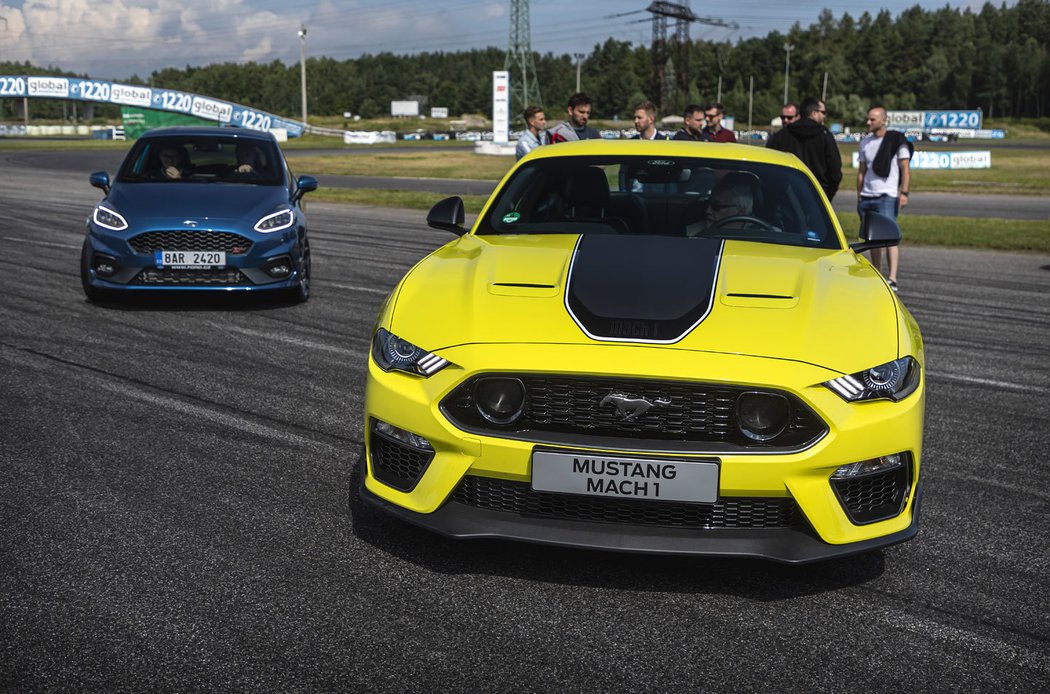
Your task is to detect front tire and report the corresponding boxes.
[285,239,311,303]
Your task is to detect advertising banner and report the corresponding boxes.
[492,71,509,144]
[851,150,992,169]
[887,109,983,130]
[2,74,305,138]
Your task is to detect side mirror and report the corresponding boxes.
[850,211,902,253]
[89,171,110,195]
[427,196,466,235]
[294,175,318,202]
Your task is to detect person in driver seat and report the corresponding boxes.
[685,174,755,236]
[234,143,264,174]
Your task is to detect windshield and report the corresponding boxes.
[118,135,284,186]
[478,155,840,249]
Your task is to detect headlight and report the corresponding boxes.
[824,356,920,402]
[255,208,294,232]
[93,204,128,231]
[371,328,450,377]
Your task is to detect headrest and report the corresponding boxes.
[564,166,611,208]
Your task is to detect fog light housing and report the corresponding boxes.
[473,377,527,425]
[832,453,905,479]
[263,256,292,278]
[735,391,790,442]
[373,419,433,451]
[93,254,119,277]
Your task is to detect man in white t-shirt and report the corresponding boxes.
[858,106,912,291]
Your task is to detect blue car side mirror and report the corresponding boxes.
[295,175,318,201]
[89,171,110,194]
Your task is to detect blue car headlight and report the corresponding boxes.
[93,204,128,231]
[372,328,451,377]
[824,356,920,402]
[255,208,294,233]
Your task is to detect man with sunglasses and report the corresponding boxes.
[766,96,842,201]
[701,102,736,143]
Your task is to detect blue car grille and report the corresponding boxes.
[132,268,251,285]
[129,231,253,254]
[450,476,805,529]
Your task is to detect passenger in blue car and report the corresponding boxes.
[154,145,191,180]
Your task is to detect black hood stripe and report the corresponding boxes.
[564,234,724,343]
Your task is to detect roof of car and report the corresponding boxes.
[522,139,804,169]
[139,126,277,142]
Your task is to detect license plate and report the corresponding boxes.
[531,450,719,503]
[154,250,226,269]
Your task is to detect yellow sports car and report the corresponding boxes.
[360,140,923,563]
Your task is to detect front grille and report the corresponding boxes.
[450,475,804,529]
[831,465,910,524]
[370,434,434,492]
[129,231,253,254]
[440,375,826,449]
[132,268,251,285]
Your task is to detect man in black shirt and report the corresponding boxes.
[766,96,842,200]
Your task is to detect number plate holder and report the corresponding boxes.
[531,450,720,504]
[154,250,226,269]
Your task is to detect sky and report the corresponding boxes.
[0,0,986,81]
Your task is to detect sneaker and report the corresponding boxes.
[887,279,898,292]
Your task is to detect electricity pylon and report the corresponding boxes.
[505,0,542,114]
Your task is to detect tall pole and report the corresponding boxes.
[298,24,308,127]
[822,71,829,102]
[0,15,7,64]
[783,43,794,105]
[748,75,753,130]
[574,53,585,93]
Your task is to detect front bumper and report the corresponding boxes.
[360,472,922,564]
[362,342,925,562]
[83,225,304,292]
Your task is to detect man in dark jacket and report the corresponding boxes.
[766,96,842,200]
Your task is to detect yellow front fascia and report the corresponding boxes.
[364,342,924,546]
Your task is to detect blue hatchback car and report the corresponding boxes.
[80,127,318,302]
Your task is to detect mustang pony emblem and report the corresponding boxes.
[599,392,671,421]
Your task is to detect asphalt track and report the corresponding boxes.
[1,149,1049,691]
[18,147,1050,220]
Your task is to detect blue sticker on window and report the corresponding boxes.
[805,230,820,242]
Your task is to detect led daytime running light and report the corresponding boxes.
[824,357,919,402]
[93,204,128,231]
[255,209,294,232]
[371,328,450,377]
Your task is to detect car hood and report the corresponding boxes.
[106,183,288,226]
[391,234,900,374]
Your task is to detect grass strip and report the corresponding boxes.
[836,212,1049,253]
[312,188,490,214]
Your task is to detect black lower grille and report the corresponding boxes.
[450,475,804,529]
[129,231,253,254]
[370,434,434,492]
[132,268,251,285]
[832,465,910,524]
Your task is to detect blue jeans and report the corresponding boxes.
[858,194,900,233]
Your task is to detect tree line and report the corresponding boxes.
[2,1,1048,126]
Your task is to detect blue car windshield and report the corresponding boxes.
[477,155,841,249]
[118,136,284,185]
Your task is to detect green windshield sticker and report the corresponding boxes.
[502,212,521,224]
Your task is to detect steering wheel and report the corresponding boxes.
[706,214,778,232]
